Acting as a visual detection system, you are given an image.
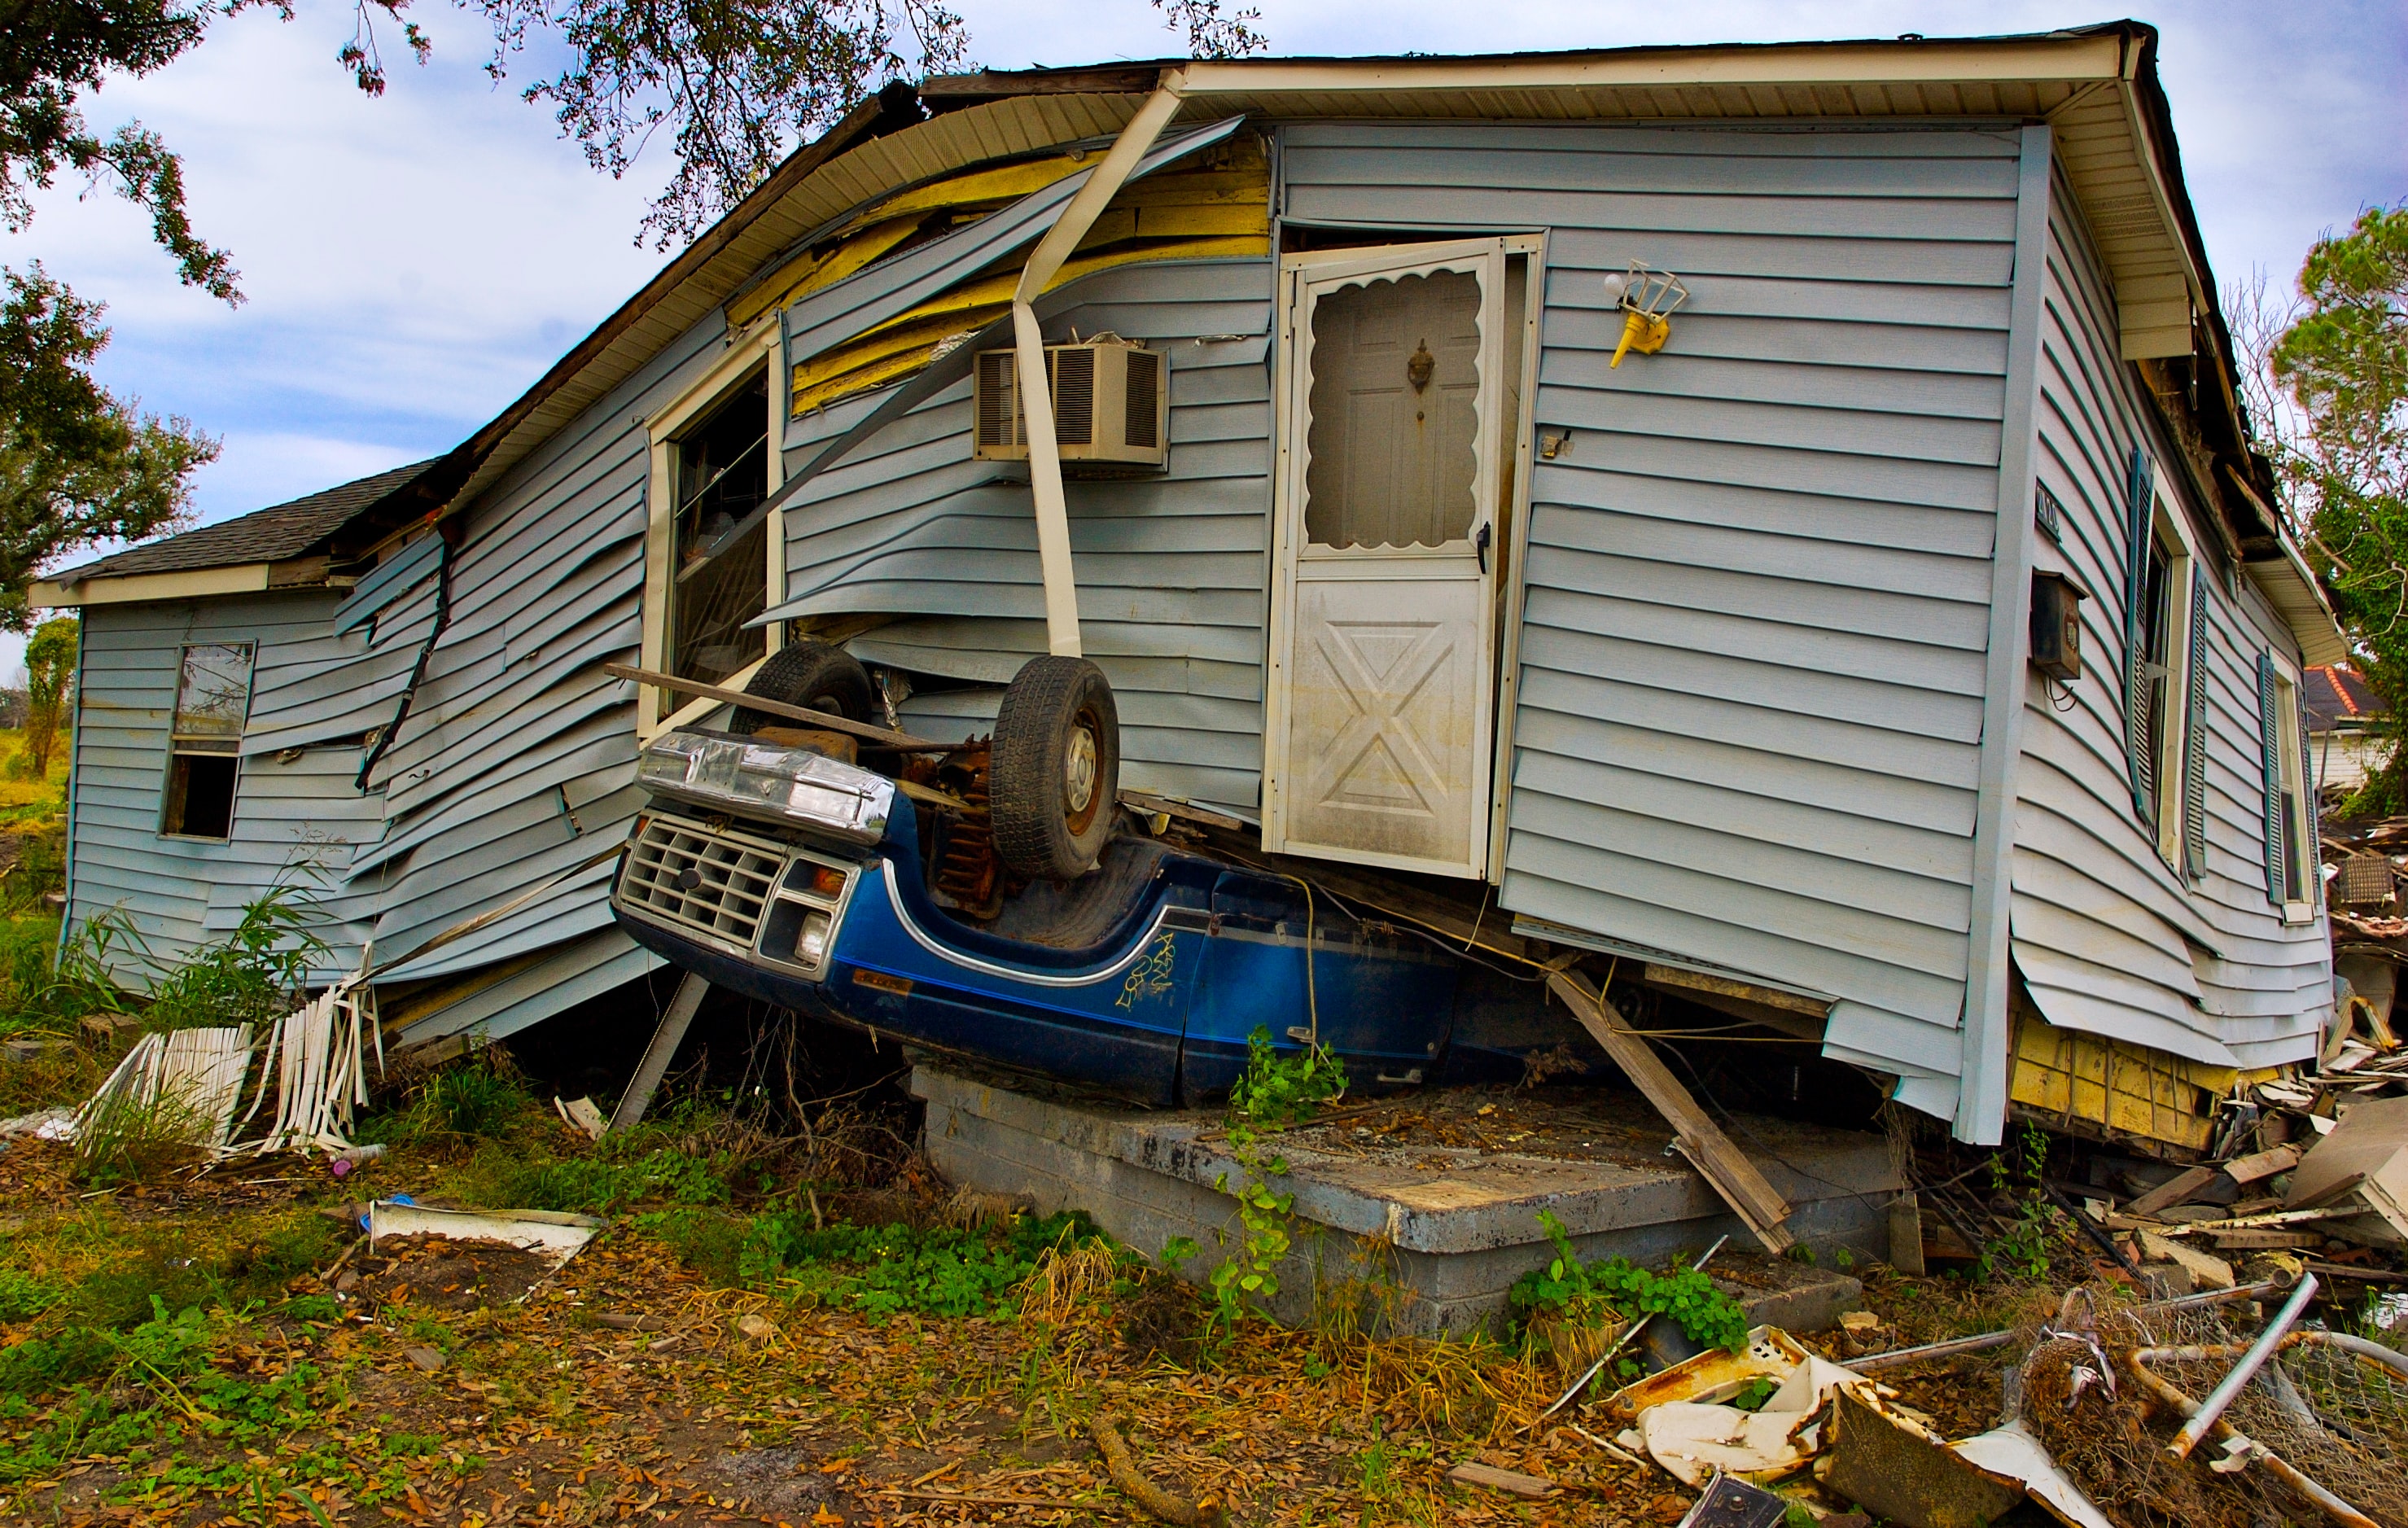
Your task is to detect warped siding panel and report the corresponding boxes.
[313,306,725,1034]
[779,256,1274,817]
[1280,120,2021,1111]
[2011,171,2327,1070]
[393,929,660,1046]
[66,593,385,984]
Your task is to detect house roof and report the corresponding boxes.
[414,23,2261,515]
[33,22,2342,662]
[29,459,440,609]
[2305,665,2387,732]
[54,460,438,584]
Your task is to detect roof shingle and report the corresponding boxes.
[58,460,436,584]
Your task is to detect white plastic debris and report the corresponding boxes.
[1952,1420,2117,1528]
[367,1200,604,1272]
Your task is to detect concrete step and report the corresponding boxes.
[914,1064,1897,1338]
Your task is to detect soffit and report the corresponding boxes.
[1154,33,2191,360]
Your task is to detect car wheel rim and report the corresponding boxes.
[1063,722,1098,819]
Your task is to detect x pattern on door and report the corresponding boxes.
[1307,616,1456,821]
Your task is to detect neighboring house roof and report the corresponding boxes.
[31,459,439,607]
[2305,664,2387,731]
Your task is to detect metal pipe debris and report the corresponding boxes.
[2169,1274,2318,1460]
[1849,1281,2288,1374]
[2130,1338,2377,1528]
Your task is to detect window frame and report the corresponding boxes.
[158,639,255,843]
[638,320,786,738]
[2139,471,2201,871]
[2263,649,2319,925]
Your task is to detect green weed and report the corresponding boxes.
[739,1211,1107,1319]
[1197,1025,1348,1346]
[1508,1210,1749,1353]
[142,879,330,1033]
[1979,1123,2058,1283]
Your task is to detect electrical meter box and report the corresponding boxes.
[2030,570,2086,682]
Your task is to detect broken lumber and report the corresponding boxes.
[2223,1145,2300,1185]
[609,973,708,1134]
[2125,1164,2221,1217]
[1546,971,1794,1251]
[601,662,952,751]
[1447,1462,1556,1499]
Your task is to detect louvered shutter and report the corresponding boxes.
[2300,695,2322,912]
[2123,446,2156,821]
[2182,575,2209,880]
[2259,651,2285,905]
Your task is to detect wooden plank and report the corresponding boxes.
[601,663,953,751]
[1546,970,1794,1250]
[2223,1144,2300,1185]
[608,973,709,1133]
[1641,962,1832,1018]
[2207,1229,2325,1250]
[2125,1164,2221,1217]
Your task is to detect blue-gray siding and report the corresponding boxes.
[2012,173,2328,1071]
[1283,121,2027,1114]
[778,257,1275,817]
[68,592,386,981]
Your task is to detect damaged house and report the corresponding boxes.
[35,21,2346,1152]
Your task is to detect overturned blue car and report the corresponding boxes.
[608,648,1481,1106]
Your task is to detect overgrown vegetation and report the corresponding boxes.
[1175,1024,1349,1347]
[1508,1209,1749,1359]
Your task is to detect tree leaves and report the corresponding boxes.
[468,0,969,247]
[2260,204,2408,808]
[0,266,217,629]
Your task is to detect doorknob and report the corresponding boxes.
[1474,522,1492,573]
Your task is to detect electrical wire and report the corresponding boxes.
[1262,871,1320,1047]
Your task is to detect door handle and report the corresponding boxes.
[1474,522,1492,573]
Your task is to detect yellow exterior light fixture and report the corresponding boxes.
[1603,261,1688,368]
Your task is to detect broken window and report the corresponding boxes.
[1303,268,1483,550]
[161,642,252,840]
[668,371,770,686]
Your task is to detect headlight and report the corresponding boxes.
[638,730,893,843]
[795,910,833,966]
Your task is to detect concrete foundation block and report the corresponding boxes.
[913,1065,1898,1338]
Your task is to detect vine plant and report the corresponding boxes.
[1167,1025,1346,1347]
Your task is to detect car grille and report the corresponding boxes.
[618,813,788,952]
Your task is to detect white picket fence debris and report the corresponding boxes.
[240,979,378,1155]
[73,1026,256,1150]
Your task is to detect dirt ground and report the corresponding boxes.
[0,1132,2058,1528]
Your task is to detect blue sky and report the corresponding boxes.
[2,1,2402,678]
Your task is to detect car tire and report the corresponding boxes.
[991,655,1119,880]
[729,641,876,733]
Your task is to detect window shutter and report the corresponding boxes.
[2122,445,2156,821]
[2258,651,2284,905]
[2182,575,2209,880]
[2300,695,2321,911]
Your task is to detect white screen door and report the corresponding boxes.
[1265,240,1508,878]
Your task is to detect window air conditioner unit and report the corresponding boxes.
[973,335,1167,473]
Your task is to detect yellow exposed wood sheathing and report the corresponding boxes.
[2007,1005,2279,1155]
[789,235,1264,416]
[786,139,1269,418]
[725,216,923,331]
